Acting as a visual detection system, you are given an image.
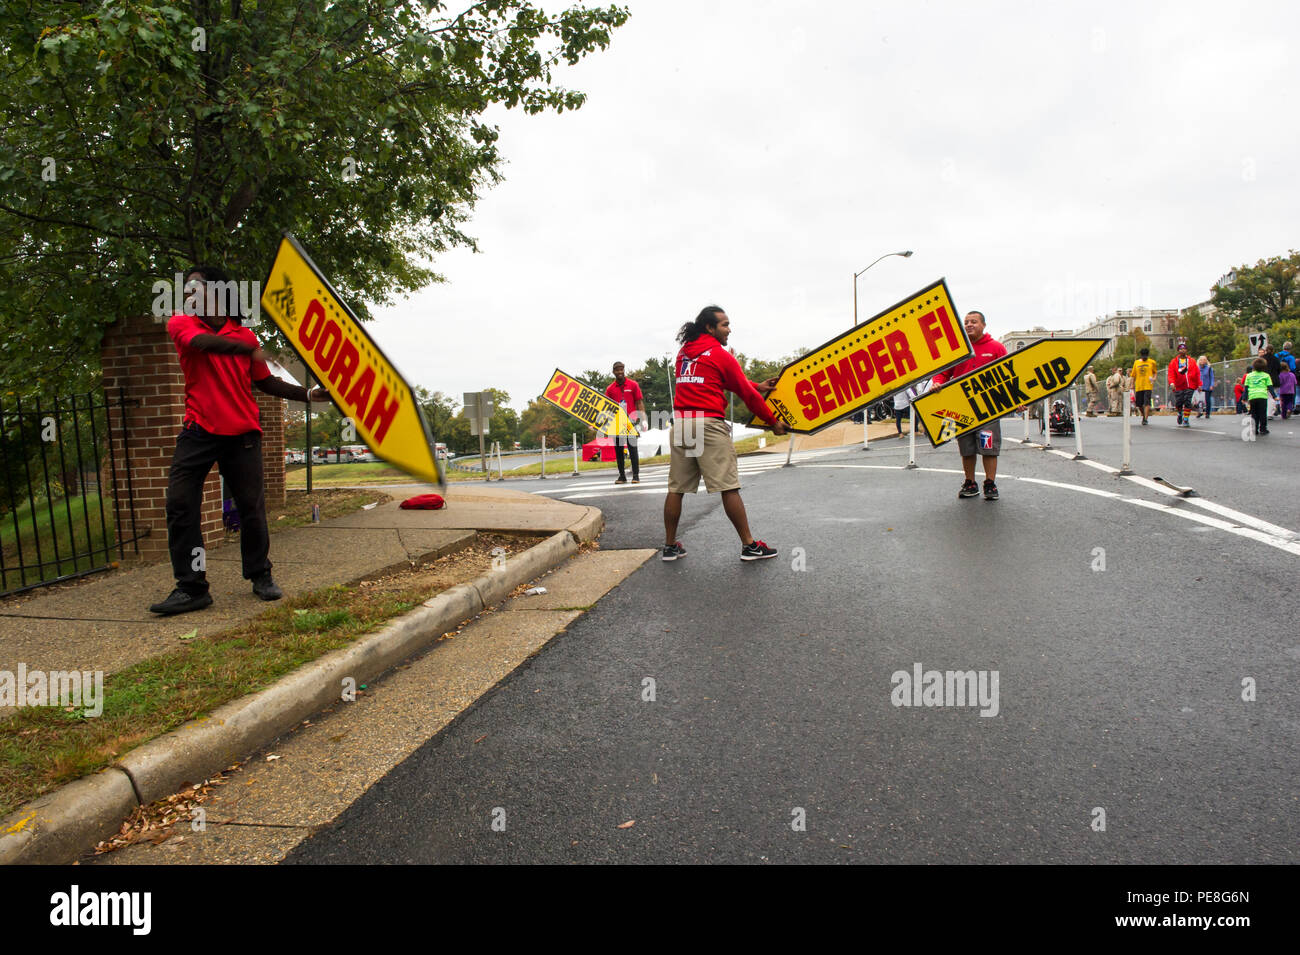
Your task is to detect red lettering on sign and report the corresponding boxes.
[885,330,917,375]
[560,381,580,407]
[299,299,325,350]
[867,339,897,387]
[826,357,861,406]
[315,319,342,370]
[795,380,818,419]
[364,384,399,443]
[920,310,943,359]
[937,306,960,351]
[545,374,569,404]
[811,370,834,415]
[345,367,375,421]
[850,349,875,396]
[329,339,360,395]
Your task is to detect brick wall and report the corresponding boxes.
[100,314,288,562]
[257,390,286,506]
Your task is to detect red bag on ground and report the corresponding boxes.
[399,493,446,510]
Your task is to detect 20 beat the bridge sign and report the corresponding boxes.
[260,234,445,487]
[913,338,1108,446]
[749,279,973,434]
[541,369,636,436]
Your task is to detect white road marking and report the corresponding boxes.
[801,463,1298,556]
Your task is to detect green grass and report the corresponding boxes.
[284,462,409,487]
[0,582,423,817]
[1,492,117,591]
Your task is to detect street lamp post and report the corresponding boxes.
[853,250,913,326]
[853,250,913,451]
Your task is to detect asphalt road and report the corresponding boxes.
[285,426,1299,864]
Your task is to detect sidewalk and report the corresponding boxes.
[756,417,917,453]
[0,485,600,684]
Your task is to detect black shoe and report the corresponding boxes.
[149,588,213,615]
[662,541,686,561]
[958,479,980,498]
[614,476,628,485]
[740,540,777,561]
[252,573,283,601]
[983,479,999,501]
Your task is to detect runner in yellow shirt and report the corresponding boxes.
[1130,347,1158,425]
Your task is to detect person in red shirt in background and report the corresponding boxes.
[663,306,788,562]
[149,265,329,615]
[928,310,1008,501]
[605,361,646,484]
[1166,339,1202,428]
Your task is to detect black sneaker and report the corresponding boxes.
[740,540,777,561]
[958,479,980,498]
[149,588,213,615]
[252,573,283,601]
[983,479,999,501]
[662,541,686,561]
[614,476,628,485]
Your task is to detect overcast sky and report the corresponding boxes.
[363,0,1300,412]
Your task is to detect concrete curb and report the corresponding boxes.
[0,526,590,865]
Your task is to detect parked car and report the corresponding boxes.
[283,450,305,465]
[343,445,378,463]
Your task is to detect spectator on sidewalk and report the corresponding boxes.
[605,361,645,485]
[1105,367,1124,415]
[150,265,328,616]
[1245,358,1272,436]
[1083,366,1101,416]
[1277,341,1297,375]
[1280,363,1296,420]
[1235,372,1248,414]
[1196,356,1215,418]
[1262,344,1283,416]
[1130,349,1158,425]
[1167,340,1201,428]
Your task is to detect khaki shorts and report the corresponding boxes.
[957,418,1001,457]
[668,417,739,494]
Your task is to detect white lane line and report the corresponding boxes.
[1078,459,1120,474]
[1123,474,1179,496]
[800,464,1298,556]
[1181,498,1299,540]
[1126,499,1300,556]
[1016,477,1120,499]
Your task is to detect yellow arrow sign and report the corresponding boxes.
[540,369,635,436]
[913,338,1109,446]
[748,279,973,434]
[259,234,444,487]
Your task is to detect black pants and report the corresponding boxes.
[166,424,271,595]
[615,437,639,480]
[1250,398,1268,434]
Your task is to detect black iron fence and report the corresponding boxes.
[0,388,144,597]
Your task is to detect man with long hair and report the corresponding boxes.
[149,265,328,615]
[663,306,787,562]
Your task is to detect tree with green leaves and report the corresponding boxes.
[1209,251,1300,330]
[1175,308,1240,362]
[0,0,629,394]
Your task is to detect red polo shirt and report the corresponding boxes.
[605,377,644,423]
[168,314,270,435]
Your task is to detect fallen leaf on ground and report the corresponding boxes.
[617,820,635,829]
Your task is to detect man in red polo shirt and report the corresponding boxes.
[149,265,328,615]
[604,361,646,484]
[929,310,1008,501]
